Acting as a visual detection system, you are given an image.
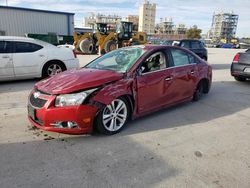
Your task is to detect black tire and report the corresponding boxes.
[104,40,117,53]
[42,61,66,79]
[234,76,246,82]
[202,56,208,61]
[193,81,204,101]
[95,97,130,135]
[79,38,94,54]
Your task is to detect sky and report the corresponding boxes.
[0,0,249,37]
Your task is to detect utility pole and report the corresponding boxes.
[6,0,8,6]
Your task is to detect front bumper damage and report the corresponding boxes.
[27,90,99,134]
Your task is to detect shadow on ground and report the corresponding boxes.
[0,133,178,188]
[0,80,250,187]
[0,79,37,94]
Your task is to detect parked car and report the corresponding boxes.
[161,40,180,46]
[161,40,174,46]
[28,45,212,135]
[178,39,208,61]
[231,49,250,81]
[0,36,79,81]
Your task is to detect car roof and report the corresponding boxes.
[0,36,36,41]
[0,36,54,47]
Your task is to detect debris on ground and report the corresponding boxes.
[194,151,203,158]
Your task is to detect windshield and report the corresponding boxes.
[86,47,145,73]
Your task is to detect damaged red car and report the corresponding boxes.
[28,45,212,135]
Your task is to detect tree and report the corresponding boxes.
[186,25,202,39]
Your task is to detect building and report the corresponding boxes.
[139,0,156,34]
[74,27,92,34]
[154,18,187,40]
[209,12,239,40]
[125,15,139,31]
[175,24,187,35]
[156,17,175,34]
[0,6,74,36]
[84,13,122,31]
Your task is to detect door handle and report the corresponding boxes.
[190,70,195,74]
[165,76,173,81]
[2,55,10,59]
[39,54,45,57]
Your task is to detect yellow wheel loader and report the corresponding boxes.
[73,22,147,54]
[73,32,95,54]
[116,21,147,47]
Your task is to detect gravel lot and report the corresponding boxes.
[0,48,249,188]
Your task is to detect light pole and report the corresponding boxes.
[6,0,8,6]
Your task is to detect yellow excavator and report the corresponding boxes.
[73,22,147,54]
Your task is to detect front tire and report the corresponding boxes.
[104,40,117,53]
[95,97,130,135]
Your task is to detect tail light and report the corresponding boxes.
[72,50,77,58]
[233,53,240,63]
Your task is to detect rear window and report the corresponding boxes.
[191,41,202,49]
[14,42,43,53]
[180,41,190,48]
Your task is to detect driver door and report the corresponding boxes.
[136,51,174,114]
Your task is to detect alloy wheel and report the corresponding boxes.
[102,99,128,132]
[47,64,63,76]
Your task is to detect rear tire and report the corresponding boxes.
[95,97,130,135]
[193,82,204,101]
[42,61,66,78]
[234,76,246,82]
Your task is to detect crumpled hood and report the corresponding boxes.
[35,68,124,95]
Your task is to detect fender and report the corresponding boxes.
[91,78,134,106]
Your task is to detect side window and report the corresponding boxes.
[0,41,12,53]
[171,49,190,66]
[141,52,166,74]
[191,41,201,49]
[180,41,190,48]
[14,42,43,53]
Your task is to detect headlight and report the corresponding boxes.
[55,88,97,107]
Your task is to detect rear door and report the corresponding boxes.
[0,41,14,80]
[12,41,47,77]
[169,48,197,102]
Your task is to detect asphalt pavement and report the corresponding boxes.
[0,48,249,188]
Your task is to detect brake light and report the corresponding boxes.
[233,53,240,63]
[72,50,77,58]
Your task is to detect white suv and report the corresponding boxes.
[0,36,79,81]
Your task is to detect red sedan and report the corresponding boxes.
[28,45,212,135]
